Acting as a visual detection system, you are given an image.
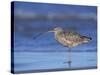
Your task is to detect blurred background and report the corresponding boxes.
[13,2,97,52]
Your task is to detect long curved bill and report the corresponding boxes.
[48,30,55,32]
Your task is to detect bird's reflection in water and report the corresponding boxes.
[68,61,72,68]
[64,57,72,68]
[64,60,72,68]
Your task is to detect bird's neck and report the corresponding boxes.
[55,31,64,38]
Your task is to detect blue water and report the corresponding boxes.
[14,52,97,72]
[12,1,97,73]
[13,20,97,73]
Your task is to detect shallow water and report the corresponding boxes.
[13,19,97,73]
[14,52,97,72]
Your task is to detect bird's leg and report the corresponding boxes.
[68,47,72,68]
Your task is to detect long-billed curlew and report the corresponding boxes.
[48,27,92,68]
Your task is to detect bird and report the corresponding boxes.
[48,27,92,68]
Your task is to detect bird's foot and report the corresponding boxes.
[64,61,71,63]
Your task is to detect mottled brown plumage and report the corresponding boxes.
[49,27,92,48]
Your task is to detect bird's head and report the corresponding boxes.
[48,27,64,33]
[81,36,92,43]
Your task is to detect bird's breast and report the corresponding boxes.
[55,33,82,47]
[55,33,70,47]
